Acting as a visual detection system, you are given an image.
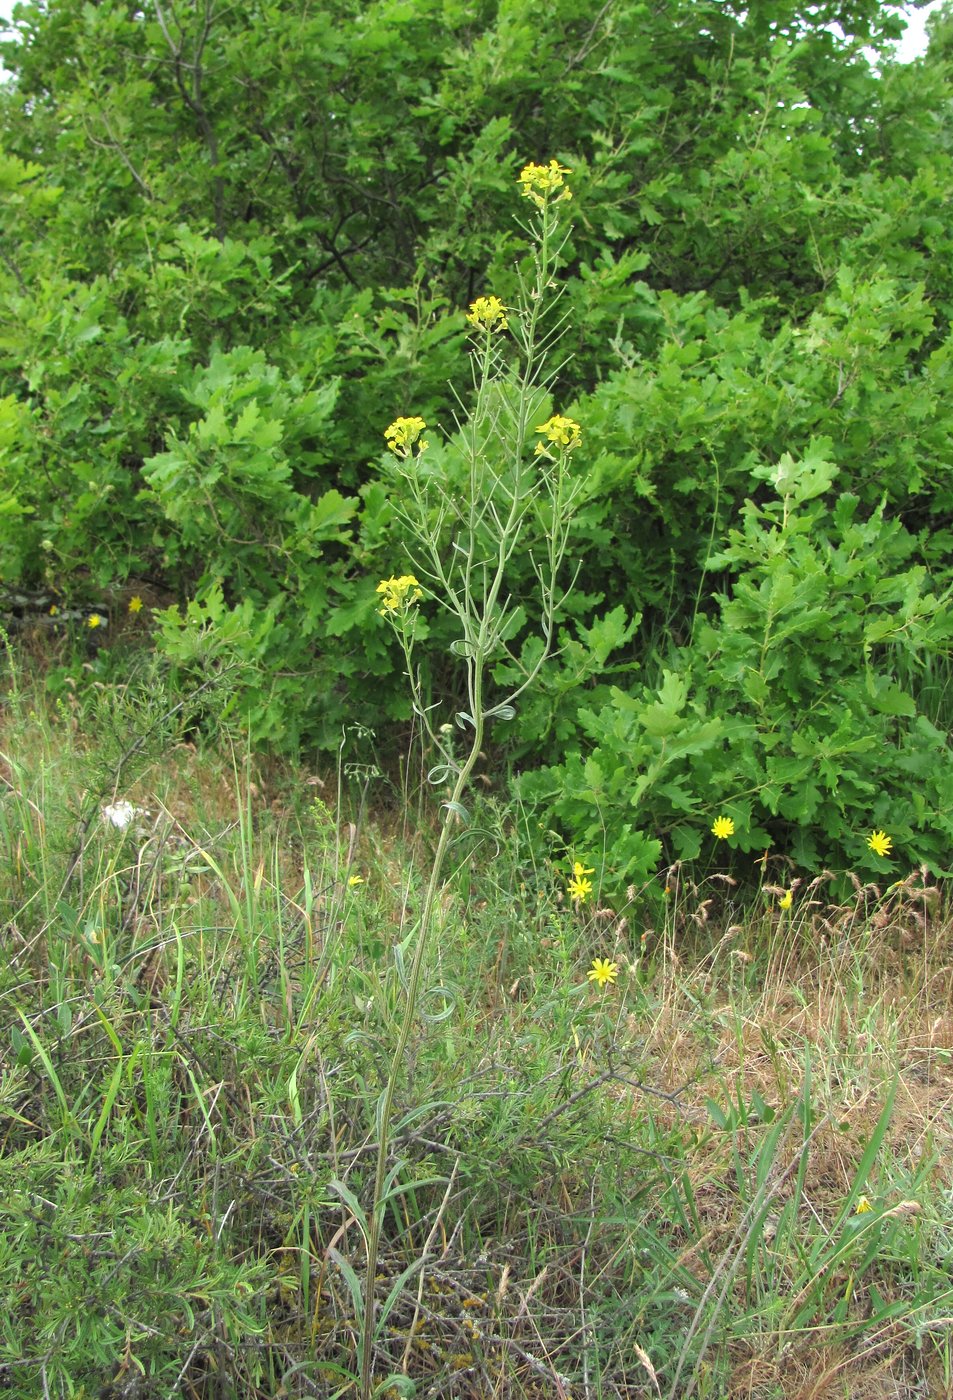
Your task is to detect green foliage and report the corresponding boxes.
[1,677,952,1397]
[2,0,953,880]
[519,441,953,894]
[1,1141,269,1395]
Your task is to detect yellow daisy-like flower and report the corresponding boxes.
[567,860,594,902]
[779,889,793,911]
[855,1195,874,1214]
[87,613,103,630]
[711,815,735,840]
[376,574,423,617]
[128,595,144,614]
[384,416,428,458]
[867,829,892,858]
[347,874,365,887]
[587,957,618,988]
[535,414,582,454]
[466,295,509,332]
[518,159,573,208]
[568,874,593,901]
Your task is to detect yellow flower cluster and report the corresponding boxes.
[535,414,582,454]
[518,159,572,208]
[567,859,594,902]
[376,574,423,616]
[466,295,508,332]
[384,416,428,458]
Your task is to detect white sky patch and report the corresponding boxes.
[891,0,945,60]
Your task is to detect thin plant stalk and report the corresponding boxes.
[358,161,580,1400]
[358,706,485,1398]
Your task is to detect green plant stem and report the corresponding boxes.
[358,193,572,1398]
[358,704,485,1400]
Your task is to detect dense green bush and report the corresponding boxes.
[1,0,952,878]
[518,440,953,892]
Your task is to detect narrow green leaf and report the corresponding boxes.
[328,1178,370,1247]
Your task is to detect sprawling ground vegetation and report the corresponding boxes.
[2,657,952,1398]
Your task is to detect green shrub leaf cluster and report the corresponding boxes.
[2,0,952,879]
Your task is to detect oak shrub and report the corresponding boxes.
[1,0,952,880]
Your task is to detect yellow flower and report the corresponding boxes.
[586,957,618,988]
[466,295,509,332]
[867,829,892,858]
[128,595,144,614]
[376,574,424,617]
[48,604,59,616]
[518,159,573,208]
[87,613,103,629]
[347,874,364,887]
[535,414,582,453]
[855,1195,874,1214]
[779,889,793,911]
[711,815,735,840]
[384,416,428,458]
[567,859,594,902]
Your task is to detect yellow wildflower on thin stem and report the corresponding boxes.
[466,296,509,332]
[518,159,572,208]
[384,416,428,458]
[568,874,593,901]
[855,1195,874,1214]
[535,414,582,454]
[779,889,793,911]
[567,859,594,902]
[87,613,103,629]
[711,815,735,840]
[867,829,892,858]
[359,158,584,1400]
[128,595,144,614]
[587,957,618,988]
[376,574,423,617]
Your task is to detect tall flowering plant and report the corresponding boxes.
[355,159,583,1399]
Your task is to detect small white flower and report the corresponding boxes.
[102,800,145,831]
